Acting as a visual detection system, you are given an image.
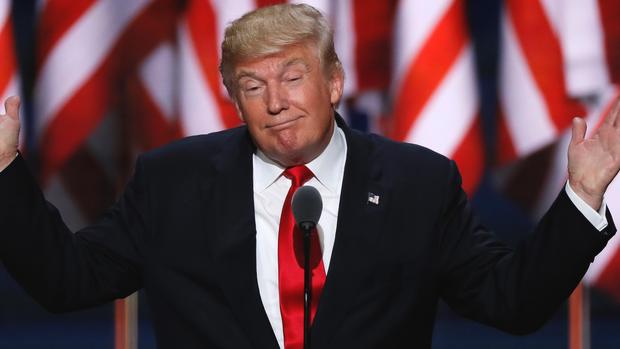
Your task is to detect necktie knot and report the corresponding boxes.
[283,165,314,188]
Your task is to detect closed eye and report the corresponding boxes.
[242,83,264,96]
[285,75,303,84]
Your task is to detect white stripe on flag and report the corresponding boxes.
[333,0,357,97]
[500,10,557,156]
[0,0,9,28]
[404,46,477,156]
[392,0,451,94]
[178,21,225,136]
[140,43,175,121]
[560,0,609,97]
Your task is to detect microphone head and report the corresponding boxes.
[291,185,323,229]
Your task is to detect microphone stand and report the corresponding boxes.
[292,185,322,349]
[300,222,314,349]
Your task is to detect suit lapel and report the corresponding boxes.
[312,120,390,347]
[202,128,279,348]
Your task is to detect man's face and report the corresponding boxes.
[232,44,343,167]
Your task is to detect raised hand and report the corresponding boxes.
[0,96,21,171]
[568,98,620,210]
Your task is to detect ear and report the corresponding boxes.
[329,68,344,106]
[232,97,246,122]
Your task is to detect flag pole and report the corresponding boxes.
[569,282,590,349]
[115,293,138,349]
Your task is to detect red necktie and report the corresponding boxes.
[278,165,326,349]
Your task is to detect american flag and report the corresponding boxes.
[391,0,483,195]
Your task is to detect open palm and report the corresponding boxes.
[568,98,620,210]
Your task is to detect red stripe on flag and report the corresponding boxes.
[127,74,182,150]
[39,0,178,183]
[112,0,178,76]
[39,65,110,184]
[451,116,484,195]
[0,19,16,93]
[186,0,239,129]
[507,0,585,133]
[352,0,397,91]
[598,0,620,84]
[391,0,467,141]
[36,0,97,69]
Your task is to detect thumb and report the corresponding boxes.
[4,95,21,120]
[570,117,586,146]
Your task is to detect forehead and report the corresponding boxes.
[234,44,319,78]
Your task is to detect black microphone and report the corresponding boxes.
[291,185,322,349]
[292,185,323,231]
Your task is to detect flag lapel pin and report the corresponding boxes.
[367,192,380,205]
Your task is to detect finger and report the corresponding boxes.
[611,97,620,127]
[604,96,620,126]
[4,95,21,120]
[570,117,587,146]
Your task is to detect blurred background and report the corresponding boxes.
[1,0,619,348]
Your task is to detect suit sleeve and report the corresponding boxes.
[436,160,615,334]
[0,155,147,313]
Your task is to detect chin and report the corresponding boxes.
[275,151,305,167]
[266,146,307,167]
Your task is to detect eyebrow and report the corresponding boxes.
[283,58,311,70]
[235,57,311,82]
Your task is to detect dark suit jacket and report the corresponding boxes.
[0,117,615,348]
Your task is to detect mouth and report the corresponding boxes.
[266,116,302,131]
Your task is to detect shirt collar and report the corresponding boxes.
[253,121,347,194]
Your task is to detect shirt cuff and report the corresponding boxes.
[0,153,18,173]
[565,181,608,231]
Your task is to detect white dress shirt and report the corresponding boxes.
[253,122,347,348]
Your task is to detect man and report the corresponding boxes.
[1,4,619,348]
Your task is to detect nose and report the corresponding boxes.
[265,83,289,115]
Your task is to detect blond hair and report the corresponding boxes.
[219,3,343,98]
